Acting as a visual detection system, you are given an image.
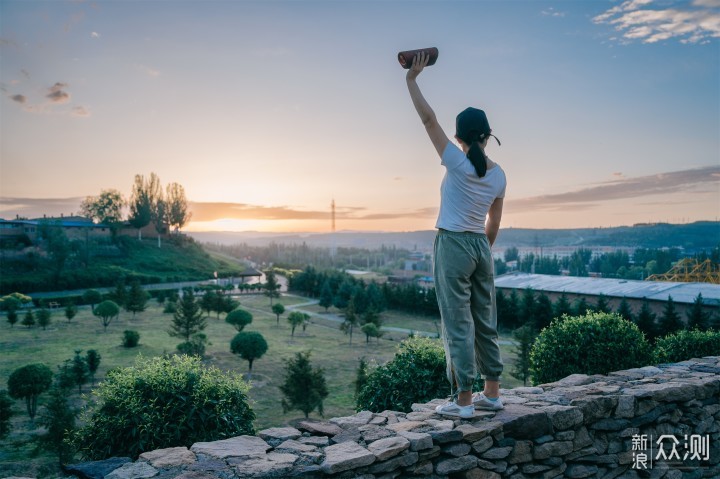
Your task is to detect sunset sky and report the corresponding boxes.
[1,0,719,233]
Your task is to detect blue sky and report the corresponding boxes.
[1,0,718,232]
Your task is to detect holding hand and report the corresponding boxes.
[406,51,430,81]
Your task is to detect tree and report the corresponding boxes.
[80,189,125,232]
[230,331,268,375]
[573,297,590,317]
[318,280,333,312]
[361,323,383,343]
[554,293,573,319]
[70,350,90,394]
[635,300,657,342]
[504,246,519,263]
[288,311,308,338]
[169,290,207,342]
[93,300,120,332]
[125,281,149,319]
[341,298,360,344]
[128,174,154,239]
[64,303,78,322]
[504,289,521,329]
[658,296,683,337]
[86,350,101,386]
[0,390,13,440]
[271,303,285,326]
[166,182,191,233]
[595,294,611,314]
[510,325,536,386]
[153,195,167,248]
[37,385,77,464]
[83,289,102,312]
[39,221,71,283]
[279,351,328,419]
[200,290,217,317]
[111,281,128,308]
[225,308,253,332]
[35,308,51,330]
[616,297,634,323]
[534,293,554,331]
[176,333,208,358]
[264,270,281,305]
[354,358,369,399]
[7,310,18,328]
[22,309,35,328]
[520,288,536,328]
[687,293,711,331]
[7,363,53,420]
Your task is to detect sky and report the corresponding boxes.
[1,0,719,233]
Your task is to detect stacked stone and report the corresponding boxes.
[65,356,720,479]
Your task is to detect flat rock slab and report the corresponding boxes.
[231,452,298,478]
[105,462,158,479]
[139,446,196,467]
[63,457,132,479]
[297,420,344,437]
[367,436,410,461]
[191,435,271,459]
[321,441,376,474]
[257,427,301,442]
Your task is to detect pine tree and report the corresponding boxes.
[635,300,657,341]
[111,281,128,308]
[0,391,13,440]
[595,294,611,313]
[657,296,683,337]
[686,293,711,331]
[70,350,89,394]
[534,293,554,331]
[36,308,52,330]
[264,270,281,305]
[7,310,18,328]
[510,325,536,386]
[354,357,369,399]
[169,289,207,342]
[616,297,634,323]
[125,281,149,319]
[574,297,590,317]
[319,280,333,312]
[64,303,77,322]
[86,350,101,386]
[280,351,328,419]
[22,310,35,328]
[554,293,573,319]
[520,288,536,328]
[37,385,77,464]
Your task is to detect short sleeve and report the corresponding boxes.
[441,142,466,170]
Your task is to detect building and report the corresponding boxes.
[0,216,112,244]
[495,272,719,318]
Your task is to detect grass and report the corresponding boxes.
[0,292,520,477]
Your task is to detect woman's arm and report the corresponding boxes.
[486,197,504,247]
[406,52,449,158]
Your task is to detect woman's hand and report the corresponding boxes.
[406,51,430,81]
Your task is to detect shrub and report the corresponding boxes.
[356,337,447,413]
[530,312,653,385]
[73,355,255,460]
[654,329,720,363]
[176,333,208,357]
[122,330,140,348]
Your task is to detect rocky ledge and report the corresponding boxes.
[64,357,720,479]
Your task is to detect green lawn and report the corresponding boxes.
[0,293,520,477]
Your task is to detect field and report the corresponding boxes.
[0,292,520,477]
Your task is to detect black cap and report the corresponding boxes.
[456,107,501,146]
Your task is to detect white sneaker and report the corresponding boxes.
[472,392,504,410]
[435,401,474,419]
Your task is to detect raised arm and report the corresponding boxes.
[486,197,504,247]
[405,52,449,158]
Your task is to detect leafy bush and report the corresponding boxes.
[356,337,447,413]
[530,312,653,384]
[176,333,208,357]
[73,355,255,460]
[654,329,720,363]
[122,330,140,348]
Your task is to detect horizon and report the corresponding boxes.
[2,0,719,233]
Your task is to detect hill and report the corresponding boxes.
[189,221,720,253]
[0,235,250,294]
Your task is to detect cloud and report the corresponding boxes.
[91,31,100,38]
[46,82,70,103]
[10,94,26,104]
[188,202,437,223]
[594,0,720,44]
[71,106,91,117]
[506,166,720,213]
[541,7,566,17]
[0,197,85,218]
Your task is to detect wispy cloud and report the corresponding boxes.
[506,166,720,213]
[0,197,85,218]
[594,0,720,44]
[10,94,26,104]
[71,106,91,117]
[541,7,566,18]
[46,82,70,103]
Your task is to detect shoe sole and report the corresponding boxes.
[436,410,474,418]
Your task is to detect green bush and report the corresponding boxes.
[122,330,140,348]
[356,337,447,413]
[654,329,720,363]
[73,355,255,460]
[530,312,653,384]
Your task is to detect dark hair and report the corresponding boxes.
[455,107,500,178]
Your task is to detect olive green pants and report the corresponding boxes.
[434,229,503,395]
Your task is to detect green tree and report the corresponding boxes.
[36,308,52,330]
[264,270,281,305]
[288,311,308,338]
[125,281,149,319]
[153,195,167,248]
[271,303,285,326]
[225,308,253,332]
[38,221,71,283]
[169,290,207,342]
[7,363,54,420]
[686,293,711,331]
[657,296,683,337]
[573,297,590,317]
[73,355,254,460]
[520,288,536,328]
[230,331,269,375]
[318,280,334,312]
[70,350,90,394]
[341,298,360,344]
[111,281,128,308]
[82,289,102,312]
[595,294,611,313]
[504,246,519,262]
[64,303,78,322]
[280,351,328,419]
[534,293,554,331]
[0,390,13,440]
[80,189,125,234]
[22,309,35,328]
[128,173,156,239]
[37,385,77,464]
[122,330,140,347]
[510,324,537,386]
[176,333,208,358]
[554,293,573,319]
[94,300,120,332]
[361,322,382,343]
[616,297,634,323]
[7,310,18,328]
[354,358,369,399]
[635,300,657,341]
[86,350,101,386]
[166,182,191,233]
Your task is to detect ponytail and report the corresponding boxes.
[466,136,487,178]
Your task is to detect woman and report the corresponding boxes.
[405,51,506,418]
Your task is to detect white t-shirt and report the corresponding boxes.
[435,142,507,234]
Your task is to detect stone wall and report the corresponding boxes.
[65,357,720,479]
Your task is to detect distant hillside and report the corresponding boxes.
[189,221,719,253]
